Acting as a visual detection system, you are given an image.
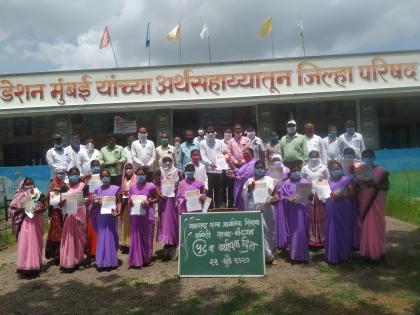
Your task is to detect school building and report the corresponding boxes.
[0,49,420,167]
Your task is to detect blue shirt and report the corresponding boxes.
[180,141,199,170]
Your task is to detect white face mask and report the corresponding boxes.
[198,129,205,136]
[309,157,320,167]
[224,133,232,141]
[272,160,283,167]
[247,131,256,140]
[163,162,172,169]
[86,142,94,152]
[138,133,147,141]
[287,127,297,134]
[206,133,216,140]
[125,169,134,176]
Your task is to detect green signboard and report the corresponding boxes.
[178,211,265,277]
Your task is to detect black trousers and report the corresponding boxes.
[207,173,223,208]
[110,175,122,186]
[222,171,235,208]
[145,170,154,182]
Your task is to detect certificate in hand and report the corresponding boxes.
[61,193,79,214]
[161,179,175,197]
[131,195,147,216]
[21,194,35,218]
[295,183,313,203]
[49,192,61,207]
[202,197,212,213]
[88,174,102,193]
[312,179,331,200]
[185,189,202,212]
[253,182,269,204]
[216,155,229,170]
[355,164,374,181]
[101,195,116,214]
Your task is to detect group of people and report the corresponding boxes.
[9,117,389,276]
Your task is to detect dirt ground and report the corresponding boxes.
[0,216,419,315]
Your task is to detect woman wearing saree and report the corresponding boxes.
[119,162,136,253]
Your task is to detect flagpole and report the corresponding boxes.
[179,21,182,64]
[298,13,306,57]
[148,23,151,67]
[270,31,275,59]
[207,36,212,63]
[300,32,306,57]
[109,37,119,68]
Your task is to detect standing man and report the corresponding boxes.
[227,124,251,168]
[99,133,127,185]
[131,126,156,182]
[124,134,136,164]
[180,130,199,171]
[323,125,340,162]
[246,126,266,162]
[46,133,70,180]
[337,120,366,161]
[200,126,225,208]
[265,130,281,167]
[173,135,183,170]
[222,128,234,208]
[65,131,85,172]
[280,118,308,169]
[194,127,206,145]
[78,136,100,175]
[155,131,177,169]
[304,123,327,165]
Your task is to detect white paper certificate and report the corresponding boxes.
[216,155,229,170]
[161,179,175,197]
[61,193,79,214]
[312,179,332,200]
[21,194,35,218]
[101,196,116,214]
[88,174,102,193]
[49,192,61,207]
[295,183,313,203]
[185,189,202,212]
[253,182,269,204]
[202,197,212,213]
[131,195,147,216]
[355,164,374,181]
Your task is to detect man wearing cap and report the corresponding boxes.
[280,118,308,169]
[46,134,71,180]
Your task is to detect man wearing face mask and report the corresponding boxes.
[337,120,366,161]
[193,127,206,145]
[304,123,327,165]
[200,126,225,208]
[180,130,199,171]
[46,134,71,180]
[64,131,85,172]
[265,130,281,167]
[99,133,127,185]
[131,126,156,182]
[155,131,177,170]
[246,126,266,162]
[124,134,136,164]
[280,117,308,170]
[323,125,340,162]
[227,124,251,168]
[78,136,100,175]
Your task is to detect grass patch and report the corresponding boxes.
[385,194,420,225]
[0,229,15,249]
[331,285,366,306]
[316,263,336,274]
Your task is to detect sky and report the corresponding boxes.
[1,0,420,75]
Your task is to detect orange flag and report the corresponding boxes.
[99,26,111,49]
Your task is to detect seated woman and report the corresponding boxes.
[325,161,355,264]
[9,178,47,277]
[242,160,280,264]
[90,170,121,271]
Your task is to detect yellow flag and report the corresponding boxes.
[166,23,181,41]
[260,16,272,38]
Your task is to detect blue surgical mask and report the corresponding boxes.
[346,128,355,135]
[328,131,337,138]
[255,168,265,177]
[71,138,80,146]
[91,166,101,174]
[343,154,354,160]
[291,171,302,180]
[362,157,375,165]
[271,136,279,142]
[54,144,63,150]
[137,175,147,183]
[331,169,343,179]
[101,176,111,185]
[69,175,80,183]
[185,171,195,179]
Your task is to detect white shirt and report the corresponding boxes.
[131,139,156,170]
[194,163,208,189]
[323,136,340,162]
[65,145,86,172]
[193,135,206,145]
[302,163,330,181]
[46,147,71,179]
[337,132,366,160]
[124,145,133,164]
[248,136,265,161]
[78,149,100,175]
[305,134,327,165]
[199,139,225,173]
[155,144,177,169]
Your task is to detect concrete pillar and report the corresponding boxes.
[257,104,274,143]
[358,100,380,150]
[155,109,173,144]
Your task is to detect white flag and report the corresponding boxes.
[200,23,209,39]
[298,13,304,36]
[166,23,181,41]
[99,26,111,49]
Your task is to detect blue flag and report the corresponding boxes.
[145,22,150,47]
